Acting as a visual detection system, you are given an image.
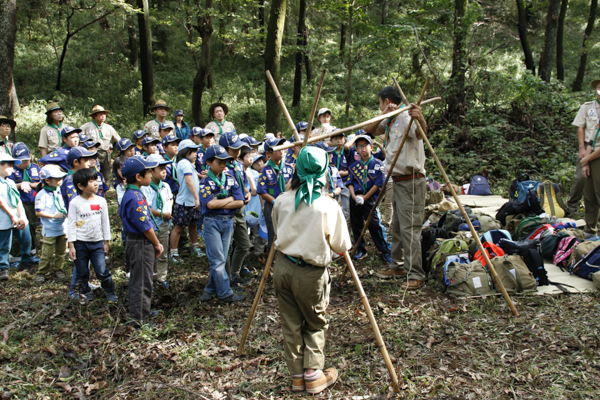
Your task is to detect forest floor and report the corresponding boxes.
[1,191,599,400]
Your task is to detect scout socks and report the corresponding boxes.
[291,374,305,392]
[304,370,322,381]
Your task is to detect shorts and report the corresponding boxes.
[172,203,201,227]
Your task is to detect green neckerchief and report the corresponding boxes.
[294,147,328,211]
[0,138,9,155]
[47,122,63,131]
[92,120,104,139]
[327,169,335,193]
[227,160,246,196]
[126,183,160,232]
[163,154,178,183]
[67,169,75,175]
[43,185,66,214]
[334,148,344,171]
[207,169,229,199]
[266,159,286,194]
[149,180,164,219]
[0,177,20,208]
[142,151,149,157]
[360,156,374,193]
[22,166,32,183]
[214,119,226,136]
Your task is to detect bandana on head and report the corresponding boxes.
[294,147,328,211]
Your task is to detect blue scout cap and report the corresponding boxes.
[61,126,82,138]
[241,136,260,146]
[159,122,173,131]
[121,155,160,178]
[354,134,373,145]
[313,141,336,153]
[219,132,246,149]
[252,154,265,164]
[133,130,146,140]
[79,133,90,142]
[146,153,172,166]
[205,145,233,161]
[201,128,215,137]
[161,134,181,147]
[190,127,202,136]
[81,139,101,149]
[264,137,286,152]
[67,146,97,166]
[356,129,367,136]
[178,139,200,153]
[289,134,305,144]
[0,153,21,165]
[39,165,67,180]
[11,142,31,160]
[174,109,184,117]
[39,151,65,166]
[116,138,135,152]
[142,136,160,146]
[296,121,309,132]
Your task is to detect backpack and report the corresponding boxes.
[569,241,600,267]
[496,202,527,226]
[537,181,569,218]
[473,242,505,267]
[491,255,538,293]
[482,229,512,245]
[540,232,569,260]
[505,214,526,235]
[525,224,555,241]
[508,173,532,201]
[467,175,492,196]
[593,272,600,290]
[421,227,448,275]
[444,208,479,233]
[444,260,496,296]
[478,213,502,233]
[432,239,470,284]
[498,239,549,286]
[571,245,600,280]
[515,216,546,239]
[427,178,442,191]
[514,180,541,202]
[525,189,544,215]
[553,236,583,270]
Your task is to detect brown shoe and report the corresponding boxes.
[401,279,425,290]
[291,376,305,392]
[305,367,338,394]
[374,268,406,279]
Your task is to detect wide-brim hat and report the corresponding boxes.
[150,99,171,111]
[208,102,229,117]
[592,80,600,89]
[89,105,110,117]
[0,116,16,129]
[45,102,64,114]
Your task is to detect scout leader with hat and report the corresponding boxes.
[144,99,174,141]
[80,105,121,186]
[271,146,351,394]
[39,101,65,156]
[204,102,235,143]
[0,116,16,155]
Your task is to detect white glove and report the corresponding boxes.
[355,195,364,205]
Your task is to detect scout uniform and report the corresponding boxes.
[141,136,160,157]
[120,156,160,324]
[60,147,98,211]
[204,102,235,143]
[80,105,120,184]
[133,130,146,156]
[144,100,175,141]
[272,146,350,394]
[0,116,15,155]
[160,135,180,195]
[347,135,391,261]
[38,102,64,153]
[284,134,304,167]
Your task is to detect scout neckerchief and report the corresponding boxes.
[327,168,335,193]
[142,151,149,157]
[266,159,286,194]
[92,120,104,139]
[592,100,600,150]
[44,185,66,214]
[0,138,10,155]
[333,148,344,170]
[149,180,165,219]
[163,154,178,184]
[22,166,32,183]
[214,119,226,136]
[227,160,247,195]
[67,169,75,175]
[359,156,374,193]
[294,147,328,211]
[126,183,160,232]
[0,177,20,208]
[47,122,63,131]
[207,169,229,199]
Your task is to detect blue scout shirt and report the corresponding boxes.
[284,149,298,168]
[134,146,143,156]
[195,146,208,174]
[225,159,248,197]
[347,157,385,198]
[331,148,349,183]
[10,164,41,204]
[35,188,67,237]
[163,155,179,193]
[347,146,385,166]
[256,161,294,199]
[120,186,158,234]
[96,171,109,198]
[60,174,78,211]
[199,172,244,216]
[327,165,343,194]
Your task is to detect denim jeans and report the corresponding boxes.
[0,229,12,270]
[72,241,115,295]
[0,226,33,270]
[203,214,235,299]
[197,213,204,239]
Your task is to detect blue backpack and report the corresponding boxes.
[515,180,540,202]
[571,244,600,280]
[482,229,512,245]
[467,175,492,196]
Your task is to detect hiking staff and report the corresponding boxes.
[266,70,302,143]
[272,96,442,152]
[238,238,277,354]
[393,79,519,317]
[339,78,430,283]
[304,69,327,147]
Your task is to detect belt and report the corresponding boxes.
[284,254,314,268]
[392,173,425,182]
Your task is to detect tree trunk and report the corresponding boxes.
[539,0,561,82]
[515,0,535,74]
[381,0,388,25]
[447,0,468,123]
[128,21,138,69]
[305,53,311,82]
[264,0,287,133]
[292,0,307,107]
[138,0,155,116]
[340,22,346,58]
[192,0,214,127]
[556,0,568,81]
[258,0,265,44]
[572,0,598,91]
[344,1,355,121]
[0,0,18,142]
[56,34,71,91]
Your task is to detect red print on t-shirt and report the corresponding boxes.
[90,204,100,211]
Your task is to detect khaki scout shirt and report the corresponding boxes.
[573,100,600,151]
[272,190,351,267]
[38,125,62,152]
[376,111,426,176]
[310,125,337,137]
[144,119,175,140]
[204,120,235,143]
[80,121,120,151]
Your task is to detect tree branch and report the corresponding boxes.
[411,24,444,87]
[70,9,116,38]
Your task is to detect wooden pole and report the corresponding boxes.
[266,70,301,143]
[272,96,441,152]
[304,69,327,147]
[339,78,429,283]
[392,78,520,317]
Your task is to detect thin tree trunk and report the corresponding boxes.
[340,23,346,58]
[192,0,214,127]
[516,0,535,74]
[264,0,287,133]
[258,0,265,44]
[556,0,568,81]
[447,0,468,123]
[381,0,388,25]
[292,0,307,107]
[0,0,18,141]
[128,21,139,69]
[138,0,155,115]
[344,1,355,121]
[539,0,561,82]
[305,53,311,82]
[572,0,598,91]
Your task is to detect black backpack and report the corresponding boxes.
[540,232,570,260]
[499,238,549,286]
[421,227,448,275]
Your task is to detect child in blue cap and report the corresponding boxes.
[161,134,180,194]
[195,128,215,176]
[39,126,81,172]
[132,130,146,156]
[141,137,160,157]
[116,138,136,159]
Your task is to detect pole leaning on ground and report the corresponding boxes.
[303,69,327,147]
[392,78,519,317]
[339,78,430,283]
[266,70,302,143]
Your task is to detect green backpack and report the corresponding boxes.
[477,213,502,233]
[490,255,538,293]
[445,260,496,296]
[515,216,548,239]
[432,239,470,284]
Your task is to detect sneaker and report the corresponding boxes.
[169,253,182,264]
[305,368,339,394]
[68,290,79,300]
[375,268,407,279]
[35,274,46,283]
[191,247,205,257]
[54,271,66,280]
[231,275,251,285]
[219,293,246,303]
[292,376,305,392]
[31,256,40,264]
[381,252,393,264]
[353,249,367,261]
[18,263,34,274]
[0,269,8,281]
[158,280,170,290]
[199,292,215,302]
[401,279,426,291]
[106,293,119,304]
[240,266,252,277]
[79,292,94,305]
[231,283,245,293]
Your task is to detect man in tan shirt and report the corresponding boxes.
[80,105,120,186]
[144,99,175,140]
[39,102,65,156]
[204,102,235,143]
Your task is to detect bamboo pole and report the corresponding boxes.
[392,78,519,317]
[266,70,301,143]
[272,96,442,152]
[303,69,327,147]
[339,78,429,283]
